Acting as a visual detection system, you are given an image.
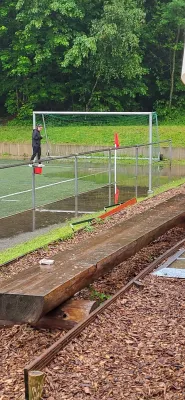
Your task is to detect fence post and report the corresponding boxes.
[135,146,138,199]
[108,149,112,206]
[28,370,45,400]
[169,139,172,169]
[148,113,153,195]
[32,167,36,231]
[74,155,78,217]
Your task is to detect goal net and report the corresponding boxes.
[33,111,160,159]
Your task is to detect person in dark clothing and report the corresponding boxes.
[29,124,44,166]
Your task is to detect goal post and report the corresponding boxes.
[33,111,157,150]
[33,111,159,195]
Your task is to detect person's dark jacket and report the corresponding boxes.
[32,129,43,147]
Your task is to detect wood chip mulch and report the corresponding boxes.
[1,227,185,400]
[43,275,185,400]
[0,327,64,400]
[77,226,185,300]
[1,186,185,399]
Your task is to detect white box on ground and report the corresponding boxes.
[39,259,55,265]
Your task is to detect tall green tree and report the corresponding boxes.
[142,0,185,116]
[0,0,146,116]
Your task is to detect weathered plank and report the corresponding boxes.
[0,194,185,324]
[32,299,98,330]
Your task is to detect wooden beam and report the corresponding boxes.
[0,194,185,324]
[32,299,98,331]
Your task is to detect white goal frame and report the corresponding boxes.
[33,111,154,194]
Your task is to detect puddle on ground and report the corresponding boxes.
[0,185,147,241]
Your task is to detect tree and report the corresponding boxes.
[0,0,146,116]
[142,0,185,115]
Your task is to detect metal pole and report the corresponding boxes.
[33,111,152,116]
[135,146,138,199]
[33,112,36,130]
[108,149,112,206]
[74,156,78,217]
[169,139,172,169]
[168,139,172,182]
[148,113,153,195]
[32,167,36,231]
[42,114,50,157]
[114,144,117,203]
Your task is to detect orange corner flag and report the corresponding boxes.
[114,132,120,148]
[114,187,120,204]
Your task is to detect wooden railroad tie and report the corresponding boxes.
[32,298,99,331]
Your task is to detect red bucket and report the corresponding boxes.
[34,166,42,174]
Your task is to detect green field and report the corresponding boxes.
[0,124,184,147]
[0,156,176,219]
[0,161,110,218]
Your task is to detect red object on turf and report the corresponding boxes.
[114,187,120,204]
[34,166,42,174]
[114,132,120,148]
[99,197,137,220]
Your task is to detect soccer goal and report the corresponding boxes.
[33,111,159,156]
[33,111,160,195]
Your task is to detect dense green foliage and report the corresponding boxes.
[0,0,185,119]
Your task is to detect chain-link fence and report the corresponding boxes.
[0,141,172,232]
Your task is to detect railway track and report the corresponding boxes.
[23,236,185,400]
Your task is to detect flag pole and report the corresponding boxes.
[114,143,117,203]
[114,133,120,204]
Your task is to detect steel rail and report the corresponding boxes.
[24,237,185,399]
[0,140,171,170]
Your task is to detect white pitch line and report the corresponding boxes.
[0,170,107,200]
[0,188,32,200]
[0,178,74,200]
[1,199,20,202]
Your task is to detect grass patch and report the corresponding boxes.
[0,225,74,265]
[0,211,103,265]
[138,176,185,202]
[0,124,182,147]
[89,287,111,302]
[152,177,185,196]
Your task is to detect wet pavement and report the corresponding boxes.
[0,185,146,251]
